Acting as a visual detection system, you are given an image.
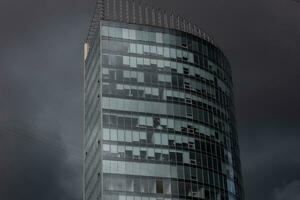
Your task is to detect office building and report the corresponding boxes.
[83,1,244,200]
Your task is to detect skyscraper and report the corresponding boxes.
[83,1,244,200]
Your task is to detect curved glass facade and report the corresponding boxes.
[84,20,243,200]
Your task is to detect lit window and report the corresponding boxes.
[122,29,129,39]
[129,29,136,40]
[118,130,125,141]
[129,44,136,53]
[110,145,117,153]
[176,49,182,58]
[170,49,176,58]
[108,27,116,37]
[140,132,147,140]
[111,129,117,141]
[145,87,152,95]
[164,60,171,67]
[130,57,137,68]
[125,130,132,142]
[137,44,143,54]
[137,72,144,82]
[123,56,130,65]
[137,57,143,65]
[156,33,163,43]
[133,147,140,156]
[148,148,155,158]
[133,131,140,142]
[101,26,109,36]
[162,134,168,145]
[123,71,130,78]
[165,75,171,83]
[150,59,157,65]
[150,46,156,54]
[103,129,110,140]
[168,119,175,129]
[157,47,163,55]
[139,116,146,126]
[158,74,165,82]
[163,47,170,57]
[146,117,153,126]
[103,144,110,152]
[154,133,161,145]
[144,58,150,66]
[157,60,164,68]
[143,45,150,53]
[152,88,159,96]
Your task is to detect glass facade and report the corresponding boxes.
[84,20,243,200]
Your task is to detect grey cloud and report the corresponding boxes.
[0,125,81,200]
[274,180,300,200]
[239,124,300,200]
[0,0,88,199]
[150,0,300,124]
[1,0,299,200]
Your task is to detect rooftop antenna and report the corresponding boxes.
[157,9,162,26]
[170,11,175,29]
[145,4,149,24]
[163,10,168,28]
[182,17,186,32]
[132,0,136,23]
[126,0,129,22]
[138,2,143,24]
[151,7,156,26]
[106,0,110,19]
[113,0,117,20]
[176,15,180,30]
[120,0,123,21]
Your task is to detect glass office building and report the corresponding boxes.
[83,1,244,200]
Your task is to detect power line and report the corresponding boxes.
[0,124,82,160]
[291,0,300,3]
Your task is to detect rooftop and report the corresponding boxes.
[86,0,215,45]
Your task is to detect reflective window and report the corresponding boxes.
[86,23,242,200]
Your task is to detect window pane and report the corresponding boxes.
[156,33,163,43]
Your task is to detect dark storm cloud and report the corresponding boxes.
[0,125,80,200]
[274,180,300,200]
[151,0,300,124]
[240,125,300,200]
[0,0,93,199]
[0,0,299,200]
[148,2,300,198]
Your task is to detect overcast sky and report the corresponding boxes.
[0,0,299,199]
